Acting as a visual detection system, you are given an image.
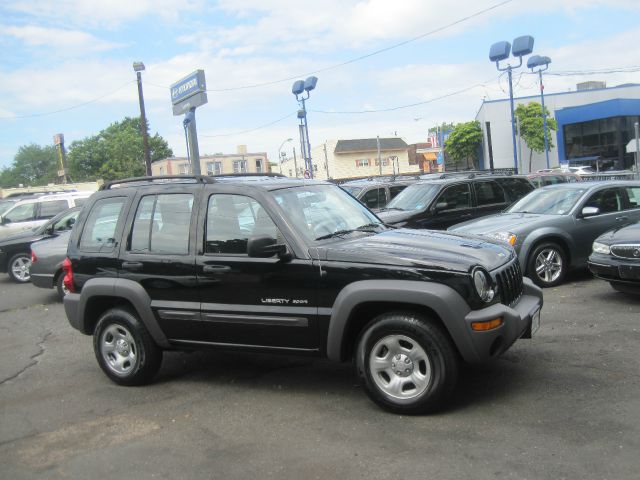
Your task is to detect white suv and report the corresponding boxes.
[0,192,94,240]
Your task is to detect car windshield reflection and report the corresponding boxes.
[507,188,587,215]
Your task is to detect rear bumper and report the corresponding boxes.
[63,293,84,333]
[31,273,55,289]
[463,277,543,363]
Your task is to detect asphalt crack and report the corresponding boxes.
[0,331,52,385]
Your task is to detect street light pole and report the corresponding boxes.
[133,62,152,176]
[292,77,318,178]
[528,55,552,169]
[489,36,535,174]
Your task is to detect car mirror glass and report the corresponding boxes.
[247,235,289,259]
[434,202,448,213]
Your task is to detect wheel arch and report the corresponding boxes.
[326,280,478,363]
[521,230,573,272]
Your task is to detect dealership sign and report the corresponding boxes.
[170,70,208,115]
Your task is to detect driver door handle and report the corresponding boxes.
[202,265,231,275]
[122,261,143,271]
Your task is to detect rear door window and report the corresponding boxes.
[475,180,506,206]
[38,200,69,219]
[389,185,407,200]
[498,178,533,201]
[79,197,126,251]
[623,186,640,210]
[435,183,471,211]
[361,188,387,209]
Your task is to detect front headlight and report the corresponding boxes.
[486,231,517,246]
[472,268,495,303]
[592,241,611,255]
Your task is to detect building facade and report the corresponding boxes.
[476,83,640,173]
[280,138,416,180]
[152,145,269,177]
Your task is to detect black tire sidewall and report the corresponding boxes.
[527,242,566,288]
[55,273,67,302]
[356,312,458,414]
[8,253,31,283]
[93,308,161,386]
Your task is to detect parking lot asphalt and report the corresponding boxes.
[0,272,639,480]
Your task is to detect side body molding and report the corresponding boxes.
[326,280,474,362]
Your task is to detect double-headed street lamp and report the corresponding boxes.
[489,36,535,173]
[291,76,318,178]
[133,61,152,176]
[278,138,293,174]
[527,55,552,170]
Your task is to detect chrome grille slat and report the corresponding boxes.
[611,244,640,259]
[494,259,524,307]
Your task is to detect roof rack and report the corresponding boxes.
[212,172,287,179]
[100,175,215,190]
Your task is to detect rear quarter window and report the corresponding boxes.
[499,178,534,200]
[79,197,126,252]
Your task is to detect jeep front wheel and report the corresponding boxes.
[93,307,162,386]
[356,312,458,414]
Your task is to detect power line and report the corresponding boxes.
[541,65,640,76]
[0,81,135,120]
[145,0,513,94]
[311,76,500,114]
[199,111,296,138]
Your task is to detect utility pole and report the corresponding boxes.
[635,122,639,180]
[293,147,299,178]
[133,62,152,176]
[323,142,330,179]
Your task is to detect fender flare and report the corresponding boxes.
[326,280,479,363]
[77,278,170,348]
[519,228,575,271]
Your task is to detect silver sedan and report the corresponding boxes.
[450,181,640,287]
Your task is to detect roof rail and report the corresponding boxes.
[211,173,287,180]
[100,175,215,190]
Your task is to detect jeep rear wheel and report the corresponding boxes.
[93,307,162,386]
[356,312,458,414]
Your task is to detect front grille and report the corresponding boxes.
[494,259,524,307]
[611,244,640,260]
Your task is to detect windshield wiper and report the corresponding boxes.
[379,207,404,212]
[314,223,383,241]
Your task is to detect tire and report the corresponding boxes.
[610,282,640,295]
[8,253,31,283]
[55,273,69,302]
[93,307,162,386]
[527,242,567,288]
[355,312,459,414]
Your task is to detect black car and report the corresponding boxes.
[377,174,534,229]
[63,174,542,414]
[588,221,640,294]
[340,178,415,212]
[0,206,80,283]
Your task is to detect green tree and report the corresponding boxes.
[68,117,173,182]
[514,102,557,172]
[444,121,483,170]
[0,144,58,188]
[428,122,456,135]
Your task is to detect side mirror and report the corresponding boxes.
[45,225,55,236]
[581,206,600,218]
[247,235,288,259]
[434,202,448,213]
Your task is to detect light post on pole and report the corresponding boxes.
[489,36,535,173]
[278,138,293,174]
[291,76,318,178]
[133,61,152,176]
[527,55,552,169]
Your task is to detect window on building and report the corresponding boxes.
[256,158,263,173]
[159,166,164,175]
[375,158,390,166]
[355,159,370,167]
[207,162,222,176]
[179,164,190,174]
[233,160,248,173]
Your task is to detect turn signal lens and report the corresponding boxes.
[471,317,504,331]
[62,257,76,293]
[31,250,38,263]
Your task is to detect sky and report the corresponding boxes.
[0,0,639,171]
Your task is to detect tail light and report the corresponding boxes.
[62,257,76,293]
[31,250,38,263]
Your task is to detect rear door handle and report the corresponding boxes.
[122,261,143,271]
[202,265,231,274]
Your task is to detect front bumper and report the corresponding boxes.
[588,253,640,284]
[463,277,543,363]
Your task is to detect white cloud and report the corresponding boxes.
[3,25,123,55]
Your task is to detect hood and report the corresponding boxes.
[597,221,640,244]
[450,212,553,234]
[320,229,513,272]
[0,228,44,246]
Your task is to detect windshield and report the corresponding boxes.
[341,185,363,197]
[270,184,381,243]
[0,200,17,216]
[384,183,440,211]
[507,187,587,215]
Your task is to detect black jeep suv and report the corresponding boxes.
[377,174,534,230]
[63,175,543,414]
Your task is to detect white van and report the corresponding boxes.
[0,191,94,240]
